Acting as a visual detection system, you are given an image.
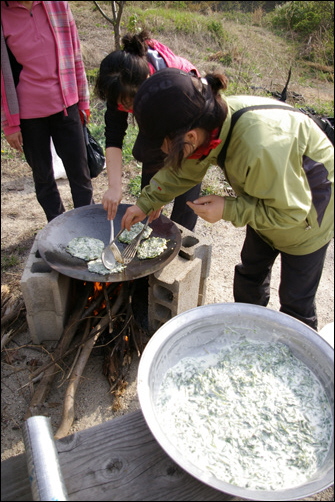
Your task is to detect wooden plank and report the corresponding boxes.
[1,410,237,501]
[1,453,33,501]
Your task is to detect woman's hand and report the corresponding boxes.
[149,208,162,221]
[121,205,162,230]
[186,195,225,223]
[121,205,147,230]
[102,186,122,220]
[5,132,23,153]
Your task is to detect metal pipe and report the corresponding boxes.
[22,416,68,501]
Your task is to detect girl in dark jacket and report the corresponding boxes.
[95,30,201,231]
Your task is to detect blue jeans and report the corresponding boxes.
[233,225,330,330]
[20,104,93,222]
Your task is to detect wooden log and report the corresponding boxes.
[1,410,237,501]
[1,329,14,352]
[55,284,129,438]
[24,284,92,419]
[55,318,99,439]
[1,298,25,328]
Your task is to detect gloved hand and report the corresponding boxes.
[79,109,90,125]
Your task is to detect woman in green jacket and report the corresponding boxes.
[121,68,333,331]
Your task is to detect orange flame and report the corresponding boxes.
[94,282,104,293]
[86,282,113,315]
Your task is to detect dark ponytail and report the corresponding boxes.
[94,30,151,107]
[121,30,150,57]
[204,73,228,94]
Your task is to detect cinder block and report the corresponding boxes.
[20,232,71,343]
[148,223,212,334]
[26,312,66,344]
[148,256,202,333]
[175,223,212,306]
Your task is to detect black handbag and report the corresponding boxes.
[83,125,105,178]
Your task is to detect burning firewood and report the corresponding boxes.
[55,284,126,438]
[24,279,149,438]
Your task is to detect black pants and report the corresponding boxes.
[20,104,93,222]
[233,225,330,331]
[133,141,201,231]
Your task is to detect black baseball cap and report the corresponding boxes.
[133,68,207,150]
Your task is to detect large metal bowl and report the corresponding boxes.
[137,303,334,501]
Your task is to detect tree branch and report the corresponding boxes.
[93,1,115,25]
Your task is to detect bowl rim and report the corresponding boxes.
[137,303,334,501]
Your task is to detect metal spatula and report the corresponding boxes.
[101,220,123,269]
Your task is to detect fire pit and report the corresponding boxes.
[21,206,212,437]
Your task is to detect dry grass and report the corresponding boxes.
[71,1,333,109]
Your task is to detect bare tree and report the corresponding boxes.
[93,1,126,50]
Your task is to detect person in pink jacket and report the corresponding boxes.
[1,1,93,222]
[95,30,201,230]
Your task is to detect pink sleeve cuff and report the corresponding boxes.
[3,124,21,136]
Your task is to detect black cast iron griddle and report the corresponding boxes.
[37,204,182,282]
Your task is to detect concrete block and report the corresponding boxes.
[175,223,212,306]
[148,256,202,334]
[26,312,65,344]
[20,232,71,343]
[21,264,70,315]
[147,223,212,334]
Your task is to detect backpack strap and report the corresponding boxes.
[299,111,334,145]
[217,104,310,170]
